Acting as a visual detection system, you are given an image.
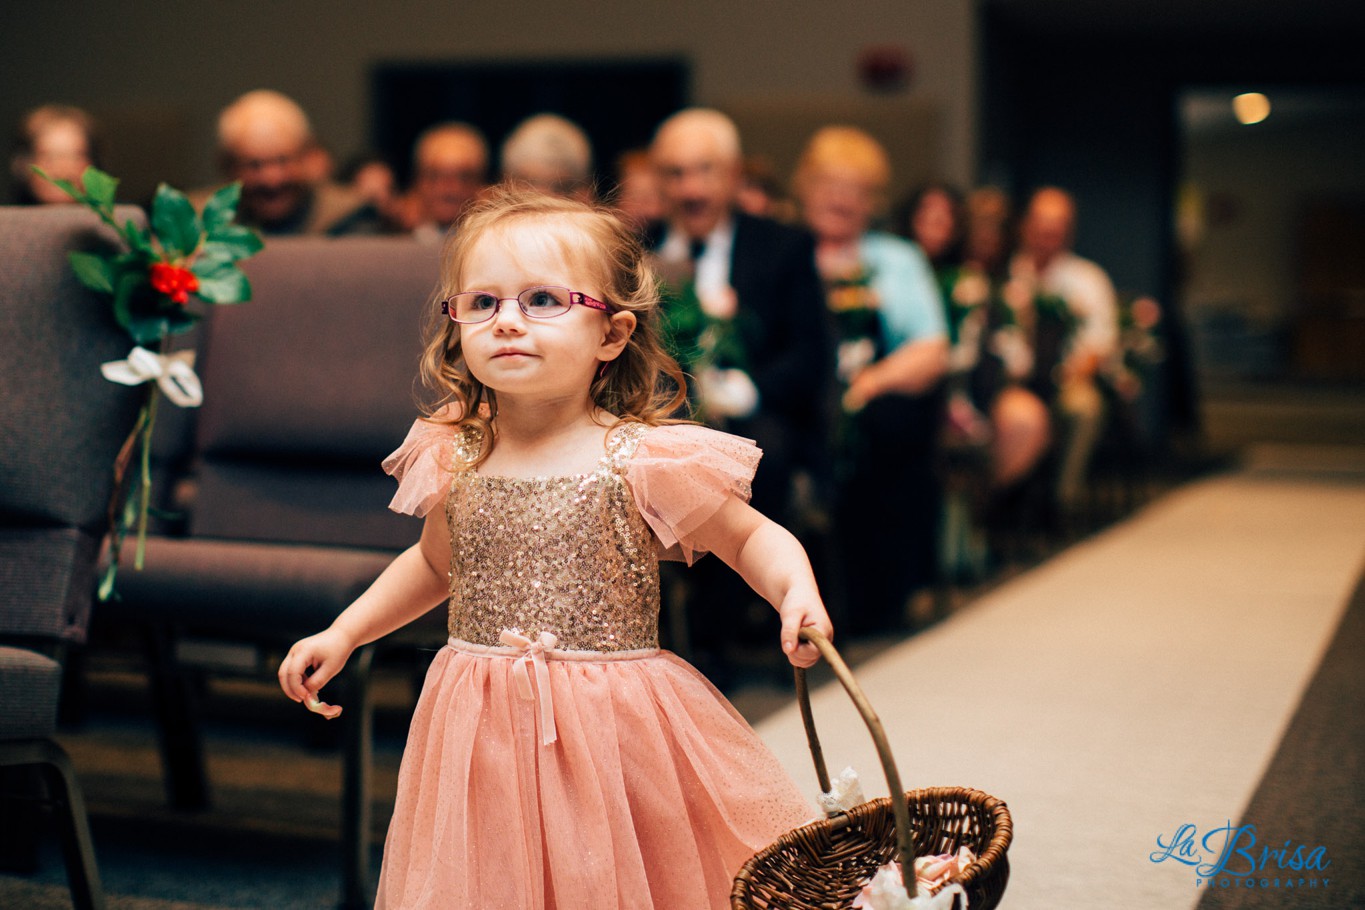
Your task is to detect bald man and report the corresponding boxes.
[207,90,378,236]
[408,122,488,242]
[648,108,835,669]
[500,113,593,200]
[648,108,833,520]
[1009,186,1119,506]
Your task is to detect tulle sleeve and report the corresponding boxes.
[624,424,762,565]
[381,415,460,518]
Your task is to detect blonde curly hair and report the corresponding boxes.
[418,187,689,462]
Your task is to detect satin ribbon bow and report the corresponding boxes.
[101,346,203,408]
[499,629,559,746]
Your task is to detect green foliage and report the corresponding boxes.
[30,165,264,600]
[68,251,115,294]
[150,183,202,258]
[32,165,262,341]
[658,279,749,372]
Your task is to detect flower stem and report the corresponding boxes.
[134,389,159,570]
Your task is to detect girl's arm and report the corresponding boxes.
[278,509,451,709]
[693,496,834,668]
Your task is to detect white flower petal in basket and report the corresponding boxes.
[818,765,867,815]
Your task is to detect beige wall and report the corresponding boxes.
[3,0,977,203]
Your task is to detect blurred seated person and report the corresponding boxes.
[793,126,948,634]
[648,107,833,670]
[340,152,407,232]
[500,113,593,201]
[901,182,964,275]
[901,183,973,407]
[611,149,664,236]
[648,107,833,525]
[964,186,1013,279]
[406,122,489,243]
[902,181,1005,448]
[9,104,99,205]
[736,154,795,223]
[904,185,1048,494]
[301,139,335,185]
[203,89,380,236]
[1006,186,1119,508]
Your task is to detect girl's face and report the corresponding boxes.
[456,219,633,404]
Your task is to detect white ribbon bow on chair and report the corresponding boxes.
[101,346,204,408]
[499,629,560,746]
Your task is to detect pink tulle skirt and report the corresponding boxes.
[374,639,814,910]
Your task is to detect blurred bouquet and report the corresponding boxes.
[35,165,263,597]
[819,255,883,386]
[1102,293,1164,401]
[655,258,754,423]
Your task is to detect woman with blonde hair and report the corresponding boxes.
[794,125,949,634]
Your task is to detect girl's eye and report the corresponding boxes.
[469,293,498,311]
[524,289,561,310]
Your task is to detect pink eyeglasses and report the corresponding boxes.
[441,286,610,324]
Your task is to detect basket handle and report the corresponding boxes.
[795,626,917,898]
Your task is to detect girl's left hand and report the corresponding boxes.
[778,594,834,668]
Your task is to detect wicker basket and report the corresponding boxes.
[731,628,1013,909]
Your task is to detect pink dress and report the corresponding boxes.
[374,419,813,909]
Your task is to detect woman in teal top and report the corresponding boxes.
[794,126,948,636]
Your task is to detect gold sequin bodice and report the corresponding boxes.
[444,422,658,651]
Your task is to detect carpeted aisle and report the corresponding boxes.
[754,446,1365,910]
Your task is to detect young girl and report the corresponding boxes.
[278,188,833,909]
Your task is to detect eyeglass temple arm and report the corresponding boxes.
[569,291,610,312]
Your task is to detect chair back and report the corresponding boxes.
[0,206,146,642]
[186,236,442,551]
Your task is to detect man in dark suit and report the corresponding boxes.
[648,108,834,525]
[648,109,834,674]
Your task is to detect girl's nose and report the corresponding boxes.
[490,298,528,331]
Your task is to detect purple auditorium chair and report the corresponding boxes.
[110,235,443,909]
[0,206,149,910]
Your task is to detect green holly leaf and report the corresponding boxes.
[193,261,251,303]
[68,251,115,294]
[123,219,156,257]
[81,167,119,209]
[190,246,235,275]
[151,183,202,258]
[111,271,141,335]
[31,166,84,204]
[201,182,241,233]
[203,225,263,261]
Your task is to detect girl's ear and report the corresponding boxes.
[599,310,637,360]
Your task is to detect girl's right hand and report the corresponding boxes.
[278,628,355,719]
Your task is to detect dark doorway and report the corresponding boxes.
[371,59,689,191]
[979,1,1365,442]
